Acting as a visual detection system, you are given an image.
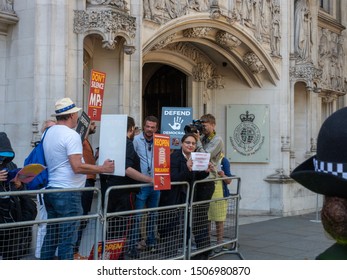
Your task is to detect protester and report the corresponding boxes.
[158,133,213,258]
[193,113,224,259]
[40,97,114,260]
[73,121,98,260]
[0,132,37,260]
[100,116,152,259]
[290,107,347,259]
[208,154,232,253]
[129,116,160,256]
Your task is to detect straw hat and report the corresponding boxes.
[51,97,82,117]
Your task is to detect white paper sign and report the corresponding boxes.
[99,114,127,176]
[191,152,210,171]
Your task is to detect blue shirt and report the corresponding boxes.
[133,132,154,177]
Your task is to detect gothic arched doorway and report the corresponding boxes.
[143,64,187,125]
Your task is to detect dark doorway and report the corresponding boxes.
[143,64,187,125]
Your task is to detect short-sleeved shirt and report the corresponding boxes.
[43,124,86,189]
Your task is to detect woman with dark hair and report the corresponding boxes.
[158,133,213,258]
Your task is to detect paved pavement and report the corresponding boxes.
[214,212,335,260]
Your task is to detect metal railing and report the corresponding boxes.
[0,177,243,260]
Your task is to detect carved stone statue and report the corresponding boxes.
[0,0,14,12]
[318,28,330,88]
[337,37,345,91]
[143,0,185,24]
[294,0,312,62]
[240,0,252,26]
[270,1,280,56]
[87,0,127,8]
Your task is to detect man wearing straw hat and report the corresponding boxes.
[40,97,114,260]
[291,107,347,259]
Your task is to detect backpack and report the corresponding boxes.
[23,127,50,190]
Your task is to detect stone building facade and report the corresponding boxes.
[1,0,346,216]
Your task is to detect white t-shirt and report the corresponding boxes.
[43,124,86,189]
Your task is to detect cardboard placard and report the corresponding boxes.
[88,69,106,121]
[153,133,171,190]
[98,114,127,176]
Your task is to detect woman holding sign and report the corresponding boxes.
[158,133,213,258]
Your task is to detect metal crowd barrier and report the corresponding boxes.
[189,176,243,260]
[0,187,101,260]
[102,181,190,260]
[0,177,243,260]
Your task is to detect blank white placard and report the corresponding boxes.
[99,114,127,176]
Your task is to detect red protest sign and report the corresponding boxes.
[153,133,171,190]
[88,69,106,121]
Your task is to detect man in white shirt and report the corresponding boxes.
[40,97,114,260]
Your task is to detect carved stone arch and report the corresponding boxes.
[143,50,196,77]
[178,36,259,87]
[143,17,280,87]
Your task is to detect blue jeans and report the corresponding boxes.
[129,186,160,248]
[74,179,95,254]
[40,189,83,260]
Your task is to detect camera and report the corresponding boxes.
[184,119,204,134]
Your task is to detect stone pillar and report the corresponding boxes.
[128,0,142,123]
[0,5,18,130]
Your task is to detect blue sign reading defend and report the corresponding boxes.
[161,107,193,149]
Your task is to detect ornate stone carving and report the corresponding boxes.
[192,63,225,91]
[192,62,214,82]
[141,1,281,60]
[336,36,345,92]
[123,44,135,55]
[165,42,207,63]
[243,52,265,74]
[183,27,212,38]
[209,0,221,20]
[143,0,187,24]
[152,34,176,50]
[207,75,224,90]
[215,30,241,51]
[231,0,279,45]
[102,37,117,50]
[86,0,128,12]
[290,63,322,90]
[0,0,18,35]
[74,7,136,52]
[318,27,346,93]
[281,136,290,152]
[319,92,339,103]
[0,0,14,13]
